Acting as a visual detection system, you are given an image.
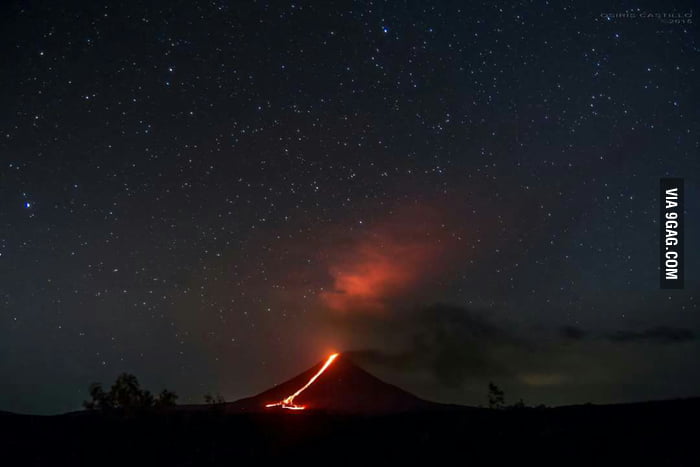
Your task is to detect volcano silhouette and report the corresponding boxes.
[226,353,444,414]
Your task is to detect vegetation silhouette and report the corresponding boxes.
[83,373,178,413]
[203,393,226,405]
[486,383,536,410]
[487,382,506,409]
[203,393,227,414]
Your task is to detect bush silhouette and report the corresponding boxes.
[83,373,177,412]
[487,382,506,409]
[83,382,113,410]
[155,389,178,407]
[204,393,226,404]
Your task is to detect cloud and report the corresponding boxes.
[319,206,463,313]
[560,326,587,340]
[338,303,700,406]
[606,326,696,344]
[321,239,437,312]
[345,303,527,388]
[519,372,567,387]
[559,324,696,345]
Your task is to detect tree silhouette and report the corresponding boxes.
[83,373,177,412]
[110,373,147,409]
[487,382,505,409]
[155,389,178,407]
[509,398,526,410]
[203,393,226,404]
[83,383,113,410]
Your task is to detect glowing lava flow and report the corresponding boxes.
[265,353,340,410]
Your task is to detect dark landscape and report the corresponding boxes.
[2,401,698,466]
[3,354,699,466]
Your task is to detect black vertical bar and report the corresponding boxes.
[660,178,684,289]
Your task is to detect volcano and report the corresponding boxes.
[226,353,444,414]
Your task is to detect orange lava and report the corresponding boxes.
[265,353,340,410]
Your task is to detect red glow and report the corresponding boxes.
[320,233,441,313]
[265,353,340,410]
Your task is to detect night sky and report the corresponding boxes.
[1,0,698,415]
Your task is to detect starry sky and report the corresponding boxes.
[1,0,698,414]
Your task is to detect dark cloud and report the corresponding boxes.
[560,326,587,341]
[346,303,528,388]
[606,326,696,344]
[559,324,696,345]
[338,302,700,406]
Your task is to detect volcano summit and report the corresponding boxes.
[226,353,444,414]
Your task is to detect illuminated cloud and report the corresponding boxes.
[319,206,459,313]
